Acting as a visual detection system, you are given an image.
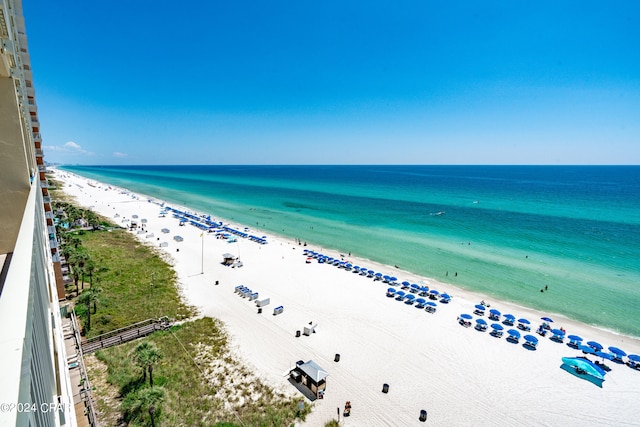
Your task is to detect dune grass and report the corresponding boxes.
[92,317,311,426]
[75,227,194,337]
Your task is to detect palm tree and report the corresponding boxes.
[69,250,89,292]
[132,342,163,387]
[78,287,101,332]
[84,259,96,287]
[122,386,165,427]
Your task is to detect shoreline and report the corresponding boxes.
[54,169,640,426]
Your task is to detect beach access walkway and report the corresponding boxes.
[80,317,172,354]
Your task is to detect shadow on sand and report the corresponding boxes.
[560,363,604,388]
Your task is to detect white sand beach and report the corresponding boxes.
[55,170,640,426]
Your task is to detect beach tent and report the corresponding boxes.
[561,357,606,381]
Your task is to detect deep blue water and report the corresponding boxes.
[61,165,640,337]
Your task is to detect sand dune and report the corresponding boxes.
[56,170,640,426]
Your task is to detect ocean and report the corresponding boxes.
[60,165,640,338]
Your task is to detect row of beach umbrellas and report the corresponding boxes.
[460,313,539,348]
[304,250,452,300]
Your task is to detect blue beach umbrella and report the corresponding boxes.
[628,354,640,363]
[387,288,396,294]
[375,272,383,277]
[353,265,360,270]
[490,309,501,316]
[504,314,515,320]
[541,317,554,323]
[426,301,437,307]
[429,289,440,295]
[368,270,375,275]
[389,277,398,282]
[587,341,603,351]
[460,313,472,320]
[608,346,627,357]
[596,351,614,361]
[415,298,426,304]
[524,335,539,345]
[518,318,530,325]
[491,323,504,331]
[578,345,595,355]
[507,329,521,339]
[476,318,487,325]
[441,293,451,299]
[475,304,486,311]
[402,281,410,286]
[551,328,565,336]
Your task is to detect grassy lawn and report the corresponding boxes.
[75,228,194,337]
[91,317,311,426]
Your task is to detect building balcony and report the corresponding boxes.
[40,180,49,189]
[43,196,52,205]
[38,164,46,173]
[33,133,41,142]
[35,148,44,157]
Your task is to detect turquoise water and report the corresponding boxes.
[61,165,640,337]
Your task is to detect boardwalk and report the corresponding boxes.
[81,317,171,354]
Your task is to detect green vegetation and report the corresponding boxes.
[94,318,311,426]
[73,227,194,336]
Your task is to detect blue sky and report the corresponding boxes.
[24,1,640,165]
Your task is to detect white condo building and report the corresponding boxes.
[1,1,77,426]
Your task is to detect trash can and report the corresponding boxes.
[258,308,262,314]
[382,383,389,393]
[296,330,301,337]
[334,353,340,362]
[419,410,427,422]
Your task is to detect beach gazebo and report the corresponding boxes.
[222,253,236,266]
[290,360,329,400]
